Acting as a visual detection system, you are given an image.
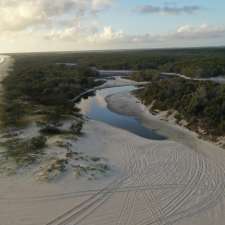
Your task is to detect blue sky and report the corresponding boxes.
[101,0,225,34]
[0,0,224,52]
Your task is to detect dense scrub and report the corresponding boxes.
[3,49,225,131]
[1,61,99,126]
[0,55,102,169]
[10,47,225,78]
[2,136,47,166]
[136,78,225,136]
[131,69,161,82]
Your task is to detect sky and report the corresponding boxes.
[0,0,224,53]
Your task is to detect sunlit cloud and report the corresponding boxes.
[44,24,225,45]
[0,0,224,52]
[0,0,114,32]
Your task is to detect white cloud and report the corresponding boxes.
[45,25,124,45]
[0,1,47,31]
[175,24,225,39]
[87,26,124,43]
[123,24,225,44]
[0,0,114,32]
[91,0,113,12]
[43,23,225,47]
[0,1,224,52]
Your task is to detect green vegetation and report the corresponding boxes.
[2,136,47,166]
[0,54,101,170]
[36,149,110,181]
[38,120,84,137]
[1,60,99,127]
[73,163,110,179]
[136,78,225,137]
[7,48,225,81]
[10,47,225,79]
[131,69,161,82]
[1,48,224,170]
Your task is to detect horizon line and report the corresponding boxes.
[3,44,225,55]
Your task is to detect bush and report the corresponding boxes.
[136,78,225,136]
[70,121,83,135]
[40,125,62,135]
[3,136,47,166]
[29,136,47,150]
[1,62,98,127]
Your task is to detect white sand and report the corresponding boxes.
[1,119,225,225]
[105,90,225,225]
[1,63,225,225]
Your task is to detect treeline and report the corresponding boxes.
[136,78,225,137]
[10,47,225,78]
[1,58,99,127]
[131,69,160,82]
[131,56,225,81]
[161,57,225,78]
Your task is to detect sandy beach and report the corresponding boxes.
[0,60,225,225]
[1,118,225,225]
[106,90,225,161]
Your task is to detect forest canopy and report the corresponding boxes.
[135,78,225,137]
[10,47,225,78]
[1,57,99,127]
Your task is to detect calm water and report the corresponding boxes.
[77,86,166,140]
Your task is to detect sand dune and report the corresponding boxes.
[0,62,225,225]
[1,119,225,225]
[47,120,225,225]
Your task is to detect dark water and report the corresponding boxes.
[77,86,166,140]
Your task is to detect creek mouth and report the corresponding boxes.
[77,85,166,140]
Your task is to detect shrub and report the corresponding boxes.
[136,78,225,136]
[3,136,47,166]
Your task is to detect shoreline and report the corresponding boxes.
[2,118,225,225]
[106,90,225,161]
[72,76,148,102]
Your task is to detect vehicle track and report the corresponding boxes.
[45,177,126,225]
[44,137,225,225]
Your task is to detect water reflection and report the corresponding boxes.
[78,86,166,140]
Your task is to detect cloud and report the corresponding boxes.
[0,1,224,51]
[0,0,114,32]
[87,26,124,43]
[0,1,46,31]
[174,24,225,39]
[91,0,113,12]
[135,4,202,15]
[1,23,224,53]
[44,23,225,47]
[45,25,124,44]
[128,24,225,44]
